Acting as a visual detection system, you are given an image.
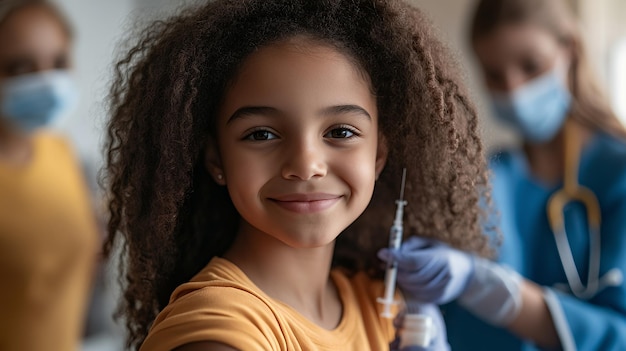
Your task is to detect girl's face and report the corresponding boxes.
[210,38,386,248]
[473,23,572,93]
[0,5,70,80]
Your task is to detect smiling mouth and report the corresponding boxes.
[269,194,342,214]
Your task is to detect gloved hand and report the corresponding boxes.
[379,236,524,326]
[377,236,474,304]
[389,299,450,351]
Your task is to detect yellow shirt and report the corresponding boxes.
[0,132,98,351]
[140,257,397,351]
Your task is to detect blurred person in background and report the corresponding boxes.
[378,0,626,349]
[0,0,100,350]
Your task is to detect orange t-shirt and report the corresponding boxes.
[0,132,99,351]
[140,257,398,351]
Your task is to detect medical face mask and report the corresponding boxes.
[0,70,78,133]
[489,66,572,143]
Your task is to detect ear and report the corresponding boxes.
[204,138,226,185]
[375,132,388,180]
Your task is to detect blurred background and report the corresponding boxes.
[44,0,625,349]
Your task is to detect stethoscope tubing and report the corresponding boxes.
[551,225,601,300]
[546,120,621,300]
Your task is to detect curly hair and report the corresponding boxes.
[103,0,493,349]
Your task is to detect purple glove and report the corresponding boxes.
[378,236,474,304]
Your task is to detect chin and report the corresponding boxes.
[276,228,341,249]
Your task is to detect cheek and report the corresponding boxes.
[223,162,264,219]
[335,145,378,194]
[221,147,271,191]
[554,52,572,87]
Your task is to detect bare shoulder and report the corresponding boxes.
[174,341,239,351]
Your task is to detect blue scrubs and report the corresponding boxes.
[443,133,626,351]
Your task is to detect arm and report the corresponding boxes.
[139,286,281,351]
[380,234,626,350]
[533,188,626,351]
[507,280,559,348]
[455,255,560,348]
[458,238,626,351]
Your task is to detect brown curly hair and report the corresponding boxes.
[103,0,493,349]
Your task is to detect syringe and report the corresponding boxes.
[377,168,408,318]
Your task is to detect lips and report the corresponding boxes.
[269,193,342,213]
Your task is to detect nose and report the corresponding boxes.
[281,137,327,181]
[499,70,528,93]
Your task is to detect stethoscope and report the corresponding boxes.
[546,121,623,300]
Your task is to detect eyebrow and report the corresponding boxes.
[227,106,278,124]
[226,104,372,124]
[320,104,372,120]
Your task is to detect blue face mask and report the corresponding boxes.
[0,70,78,133]
[490,66,572,143]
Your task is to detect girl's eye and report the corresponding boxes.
[325,127,357,139]
[244,130,277,141]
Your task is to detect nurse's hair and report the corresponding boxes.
[103,0,493,349]
[470,0,626,138]
[0,0,72,39]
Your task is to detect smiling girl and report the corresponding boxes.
[103,1,492,350]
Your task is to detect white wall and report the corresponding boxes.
[610,39,626,124]
[132,0,202,23]
[51,0,133,190]
[46,1,204,188]
[579,0,626,125]
[47,2,134,349]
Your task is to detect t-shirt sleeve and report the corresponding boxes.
[139,287,285,351]
[349,272,398,345]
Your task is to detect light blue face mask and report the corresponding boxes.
[490,66,572,143]
[0,70,78,133]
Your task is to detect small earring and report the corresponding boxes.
[217,174,223,180]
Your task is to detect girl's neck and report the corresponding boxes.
[522,120,593,184]
[224,222,342,329]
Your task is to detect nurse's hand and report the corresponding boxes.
[377,236,474,304]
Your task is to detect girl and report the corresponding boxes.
[0,1,99,350]
[103,0,492,350]
[380,0,626,350]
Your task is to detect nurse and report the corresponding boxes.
[378,0,626,349]
[0,1,99,350]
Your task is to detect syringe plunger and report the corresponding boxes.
[377,168,407,318]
